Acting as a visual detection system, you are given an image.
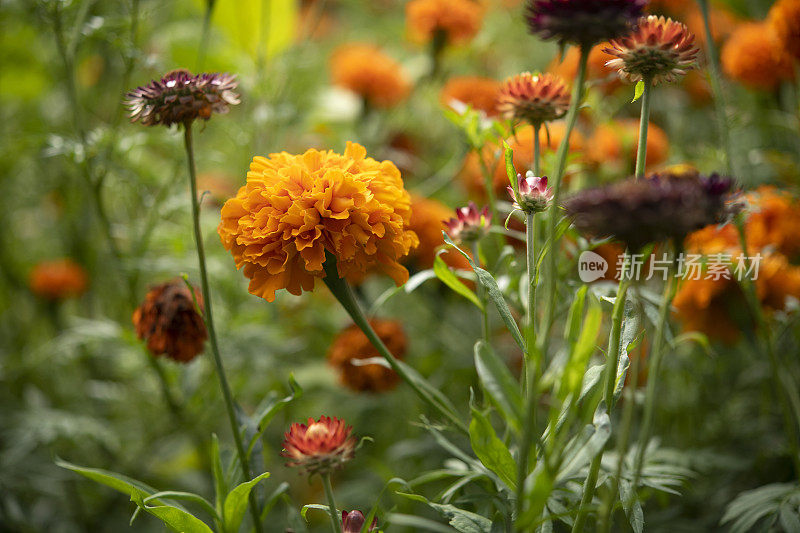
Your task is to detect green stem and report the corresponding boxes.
[631,258,677,497]
[571,273,631,533]
[197,0,216,70]
[516,211,540,520]
[698,0,735,176]
[322,255,468,433]
[321,474,343,533]
[477,150,499,224]
[634,78,652,179]
[532,124,541,176]
[183,125,263,533]
[473,241,490,343]
[540,46,590,355]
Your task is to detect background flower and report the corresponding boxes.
[406,0,484,45]
[327,319,406,392]
[330,44,410,108]
[721,22,795,91]
[29,259,88,300]
[525,0,647,46]
[440,76,501,117]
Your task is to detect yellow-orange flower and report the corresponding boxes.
[330,44,410,108]
[459,123,585,199]
[406,0,484,45]
[327,319,406,392]
[721,22,795,91]
[769,0,800,61]
[548,43,622,94]
[440,76,501,117]
[586,119,669,172]
[29,259,88,300]
[407,195,472,270]
[218,142,419,302]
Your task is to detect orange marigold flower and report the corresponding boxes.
[29,259,88,300]
[769,0,800,61]
[282,416,357,474]
[132,279,207,363]
[406,0,484,45]
[407,194,471,270]
[548,43,622,94]
[218,142,418,302]
[497,72,571,126]
[330,44,410,108]
[459,124,584,199]
[440,76,501,117]
[327,319,406,393]
[721,22,795,91]
[586,119,669,173]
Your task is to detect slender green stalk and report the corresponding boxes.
[322,256,468,432]
[571,273,631,533]
[321,474,343,533]
[473,241,490,342]
[197,0,216,70]
[477,151,499,223]
[183,125,263,533]
[634,78,653,179]
[698,0,734,176]
[516,211,540,521]
[540,46,590,355]
[631,257,677,497]
[532,124,541,176]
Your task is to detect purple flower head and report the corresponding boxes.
[342,510,378,533]
[444,201,492,243]
[508,172,553,214]
[525,0,647,47]
[126,69,240,127]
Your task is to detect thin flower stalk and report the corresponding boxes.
[473,241,490,342]
[697,0,734,176]
[634,77,652,179]
[322,474,344,533]
[477,151,499,224]
[540,47,590,354]
[183,124,263,533]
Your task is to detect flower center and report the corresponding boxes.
[306,422,331,439]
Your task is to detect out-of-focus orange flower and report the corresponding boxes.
[407,195,471,270]
[282,416,356,474]
[683,4,740,45]
[197,171,239,208]
[330,44,410,108]
[769,0,800,61]
[29,259,88,300]
[327,319,406,393]
[548,43,622,94]
[593,242,626,281]
[721,22,794,90]
[132,279,207,363]
[218,142,419,302]
[586,119,669,172]
[406,0,484,45]
[458,123,585,199]
[440,76,501,116]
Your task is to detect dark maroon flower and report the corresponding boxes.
[525,0,647,47]
[563,173,734,250]
[126,69,240,127]
[342,510,378,533]
[444,202,491,243]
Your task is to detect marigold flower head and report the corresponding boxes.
[721,22,795,91]
[330,44,410,108]
[132,279,207,363]
[126,69,239,127]
[525,0,647,46]
[564,173,734,250]
[586,119,669,173]
[497,72,570,126]
[408,195,472,270]
[29,259,88,300]
[342,511,378,533]
[328,319,406,393]
[282,416,356,475]
[440,76,501,117]
[509,172,552,214]
[605,16,699,84]
[406,0,484,45]
[769,0,800,61]
[445,202,491,243]
[218,143,418,302]
[459,124,584,199]
[548,43,622,93]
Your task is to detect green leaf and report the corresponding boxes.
[632,81,645,103]
[503,141,518,199]
[301,503,337,521]
[386,513,456,532]
[518,464,553,529]
[474,341,523,431]
[247,376,303,457]
[211,434,226,516]
[201,0,298,61]
[430,503,493,533]
[137,501,214,533]
[143,492,219,525]
[563,286,588,346]
[434,254,483,310]
[444,233,525,352]
[468,408,517,490]
[223,472,270,533]
[560,295,602,399]
[56,459,158,498]
[556,410,611,484]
